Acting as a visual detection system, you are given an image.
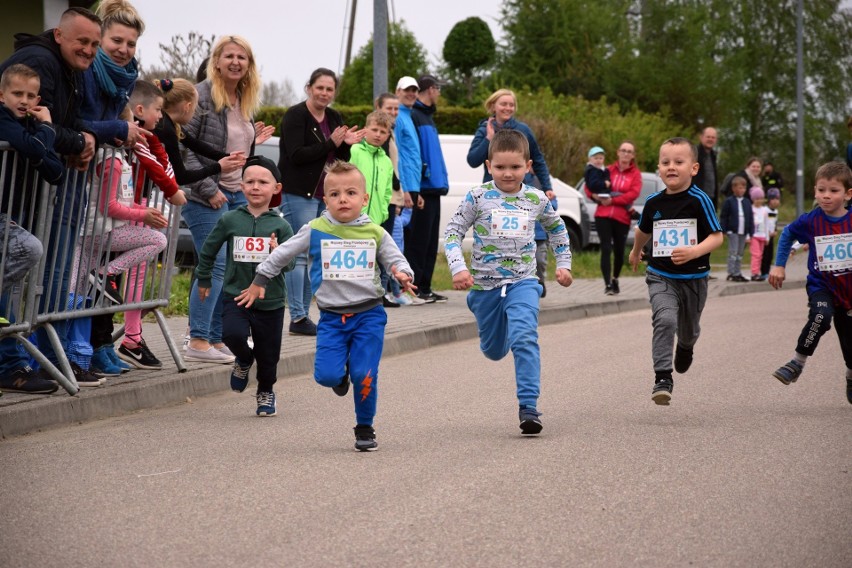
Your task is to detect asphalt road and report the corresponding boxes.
[1,289,850,567]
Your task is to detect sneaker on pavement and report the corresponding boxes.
[90,346,123,377]
[0,366,59,394]
[256,391,276,416]
[652,377,673,405]
[428,292,448,303]
[394,292,413,306]
[289,318,317,336]
[674,344,693,374]
[382,294,400,308]
[519,406,543,435]
[605,285,614,296]
[403,291,426,305]
[847,378,852,405]
[218,344,235,357]
[416,292,437,304]
[230,361,251,393]
[773,360,804,385]
[70,362,105,387]
[105,343,132,373]
[119,339,163,369]
[611,278,620,295]
[184,346,235,364]
[354,424,378,451]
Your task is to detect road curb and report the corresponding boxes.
[0,279,805,439]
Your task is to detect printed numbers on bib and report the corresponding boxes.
[321,239,376,280]
[233,236,270,263]
[652,219,698,257]
[491,209,530,238]
[120,162,134,201]
[814,233,852,272]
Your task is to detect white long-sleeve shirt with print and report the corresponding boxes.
[444,181,572,290]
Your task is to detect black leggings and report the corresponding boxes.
[796,290,852,369]
[596,217,630,285]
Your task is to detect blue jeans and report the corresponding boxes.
[466,279,543,408]
[182,190,246,343]
[280,193,324,322]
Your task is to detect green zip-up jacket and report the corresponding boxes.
[349,140,393,224]
[195,206,294,310]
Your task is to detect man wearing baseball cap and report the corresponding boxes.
[405,74,450,303]
[394,75,420,213]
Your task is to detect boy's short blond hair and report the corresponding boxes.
[488,129,530,160]
[129,80,163,108]
[730,175,747,188]
[815,161,852,190]
[0,64,39,90]
[365,111,393,130]
[660,137,698,161]
[324,160,366,188]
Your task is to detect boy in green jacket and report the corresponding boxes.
[349,111,394,225]
[196,156,294,417]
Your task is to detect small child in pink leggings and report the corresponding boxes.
[749,186,769,281]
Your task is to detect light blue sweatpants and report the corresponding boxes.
[467,279,543,408]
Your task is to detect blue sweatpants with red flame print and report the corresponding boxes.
[314,305,387,425]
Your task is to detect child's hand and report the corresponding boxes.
[391,266,417,294]
[452,270,474,290]
[254,121,275,145]
[198,286,210,302]
[268,232,278,251]
[143,207,168,229]
[555,268,573,287]
[29,105,52,123]
[670,246,696,265]
[167,190,187,206]
[235,283,264,308]
[768,266,786,289]
[219,152,245,173]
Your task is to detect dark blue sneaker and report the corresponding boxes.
[0,366,59,394]
[773,360,803,385]
[333,363,350,397]
[354,424,378,451]
[256,391,276,416]
[230,361,251,393]
[105,344,132,373]
[289,318,317,336]
[519,406,543,434]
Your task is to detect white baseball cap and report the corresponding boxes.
[396,76,419,91]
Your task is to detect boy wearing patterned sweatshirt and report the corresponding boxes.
[444,129,573,435]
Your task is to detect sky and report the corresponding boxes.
[131,0,504,96]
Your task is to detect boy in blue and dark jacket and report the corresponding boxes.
[0,64,65,393]
[719,175,753,282]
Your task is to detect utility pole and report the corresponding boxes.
[373,0,388,98]
[344,0,358,70]
[795,0,804,215]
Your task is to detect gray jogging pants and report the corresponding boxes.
[646,271,708,373]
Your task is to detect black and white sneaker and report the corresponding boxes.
[354,424,378,451]
[118,340,163,369]
[652,377,673,405]
[70,362,105,387]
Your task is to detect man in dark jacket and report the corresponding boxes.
[692,126,718,209]
[406,74,449,303]
[0,7,103,393]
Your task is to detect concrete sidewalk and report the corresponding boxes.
[0,258,807,438]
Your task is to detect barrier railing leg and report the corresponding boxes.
[153,308,186,373]
[15,332,79,395]
[40,321,78,386]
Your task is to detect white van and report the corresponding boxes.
[256,134,590,252]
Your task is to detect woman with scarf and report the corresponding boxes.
[79,0,147,148]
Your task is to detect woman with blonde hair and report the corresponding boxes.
[181,35,274,363]
[466,88,556,295]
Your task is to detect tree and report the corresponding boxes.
[442,17,495,103]
[261,79,298,107]
[139,32,215,81]
[336,20,429,106]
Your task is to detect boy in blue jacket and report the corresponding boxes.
[719,175,753,282]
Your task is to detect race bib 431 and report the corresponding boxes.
[652,219,697,257]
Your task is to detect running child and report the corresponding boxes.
[238,160,415,451]
[196,156,293,416]
[444,129,573,434]
[769,161,852,404]
[628,137,723,405]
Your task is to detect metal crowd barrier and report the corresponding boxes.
[0,141,187,395]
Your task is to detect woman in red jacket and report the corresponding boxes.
[586,140,642,295]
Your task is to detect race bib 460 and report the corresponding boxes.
[815,233,852,272]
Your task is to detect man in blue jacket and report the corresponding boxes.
[406,74,449,303]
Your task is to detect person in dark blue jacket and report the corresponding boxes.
[719,175,753,282]
[406,74,449,303]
